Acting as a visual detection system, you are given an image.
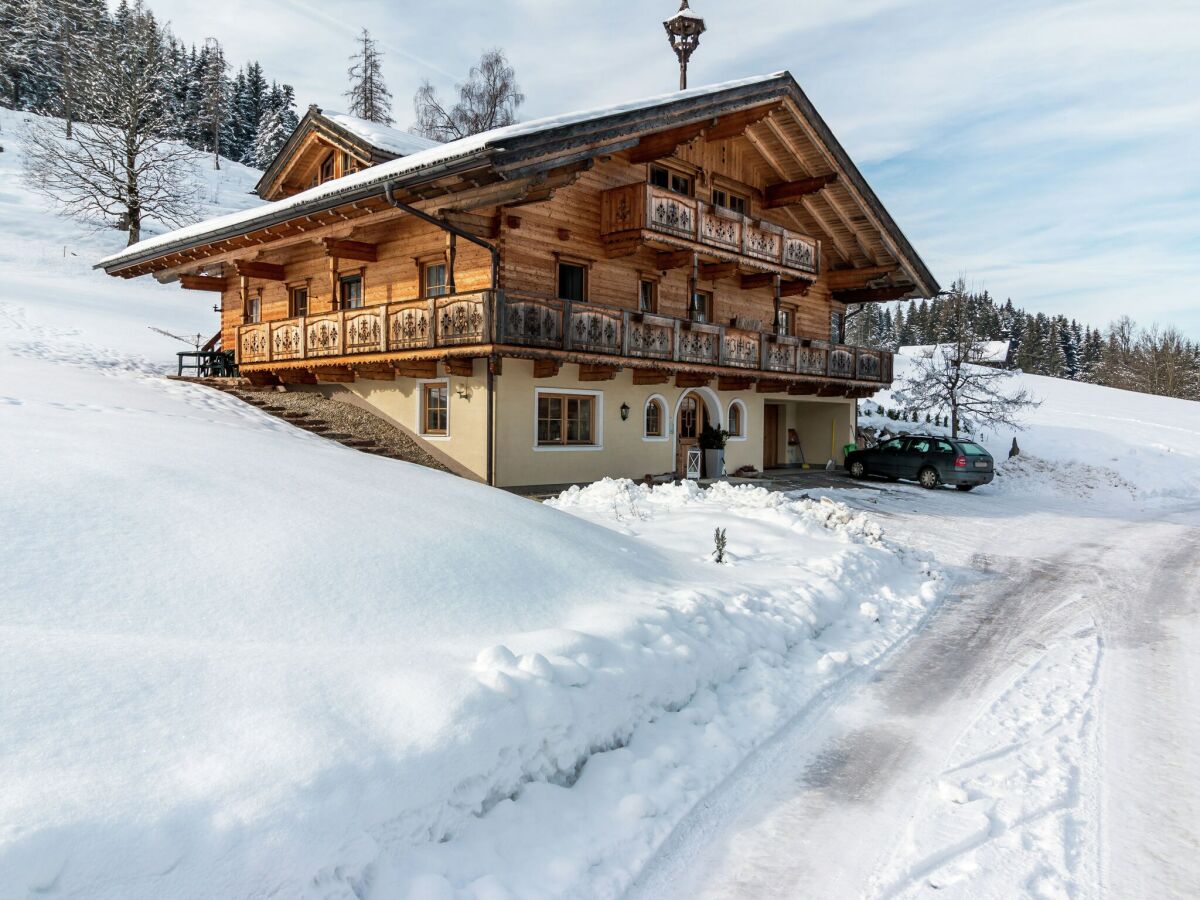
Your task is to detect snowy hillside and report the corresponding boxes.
[0,111,940,897]
[867,351,1200,500]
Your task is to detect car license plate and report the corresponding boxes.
[975,461,990,469]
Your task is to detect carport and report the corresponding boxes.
[762,397,857,471]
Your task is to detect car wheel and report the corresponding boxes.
[955,484,974,492]
[918,467,940,489]
[848,460,866,479]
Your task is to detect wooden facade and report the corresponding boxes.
[99,73,938,486]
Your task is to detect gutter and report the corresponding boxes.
[384,181,500,487]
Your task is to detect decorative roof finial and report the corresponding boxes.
[663,0,706,91]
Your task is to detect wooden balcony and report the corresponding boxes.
[600,183,821,277]
[236,290,891,387]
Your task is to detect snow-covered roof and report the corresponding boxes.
[97,73,784,272]
[319,111,440,157]
[899,341,1013,364]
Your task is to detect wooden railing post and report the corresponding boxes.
[562,300,574,351]
[718,324,728,366]
[428,298,437,349]
[492,291,503,344]
[337,309,346,355]
[298,316,307,360]
[621,309,631,356]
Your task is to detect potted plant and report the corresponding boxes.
[699,425,730,478]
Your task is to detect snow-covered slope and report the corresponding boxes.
[868,351,1200,500]
[0,111,939,898]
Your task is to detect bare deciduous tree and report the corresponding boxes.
[345,28,393,125]
[414,49,524,142]
[893,279,1039,438]
[21,1,198,245]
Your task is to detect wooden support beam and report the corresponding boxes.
[704,103,781,141]
[505,214,522,229]
[756,379,789,393]
[233,260,286,281]
[322,238,377,262]
[353,364,396,380]
[632,368,671,385]
[738,272,776,290]
[311,366,355,383]
[699,261,738,281]
[656,250,694,271]
[395,360,439,379]
[832,285,914,304]
[179,274,225,292]
[578,364,619,382]
[825,265,900,291]
[675,373,712,389]
[627,121,708,164]
[817,384,848,397]
[763,173,839,208]
[779,280,812,298]
[717,376,754,392]
[787,383,818,396]
[533,359,561,379]
[444,357,475,377]
[439,211,499,240]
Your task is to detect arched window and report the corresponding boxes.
[727,400,746,439]
[644,397,666,439]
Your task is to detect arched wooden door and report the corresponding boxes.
[676,392,707,477]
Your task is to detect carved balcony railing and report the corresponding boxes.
[235,289,891,385]
[600,183,820,277]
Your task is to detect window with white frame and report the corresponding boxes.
[420,380,449,436]
[644,397,666,439]
[727,400,747,439]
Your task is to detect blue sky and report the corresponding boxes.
[148,0,1200,334]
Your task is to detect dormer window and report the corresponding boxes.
[319,152,335,184]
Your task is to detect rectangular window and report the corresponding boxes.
[830,310,844,343]
[537,394,595,446]
[340,274,363,310]
[245,294,261,324]
[712,188,747,216]
[689,290,712,324]
[289,286,308,317]
[649,164,691,196]
[776,307,792,336]
[557,262,587,303]
[423,262,448,298]
[639,279,657,313]
[319,153,335,183]
[422,383,448,435]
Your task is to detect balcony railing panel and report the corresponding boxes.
[234,289,891,385]
[603,184,820,277]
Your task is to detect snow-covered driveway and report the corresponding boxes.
[629,480,1200,899]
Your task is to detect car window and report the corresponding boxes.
[911,439,932,453]
[881,438,906,452]
[935,440,954,454]
[958,441,989,455]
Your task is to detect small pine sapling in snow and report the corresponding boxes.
[712,527,728,564]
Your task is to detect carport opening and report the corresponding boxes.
[763,399,855,470]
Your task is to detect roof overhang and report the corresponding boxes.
[98,72,938,298]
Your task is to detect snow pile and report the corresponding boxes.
[865,352,1200,500]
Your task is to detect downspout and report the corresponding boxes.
[384,181,501,486]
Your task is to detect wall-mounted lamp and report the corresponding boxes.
[620,402,630,421]
[456,384,473,402]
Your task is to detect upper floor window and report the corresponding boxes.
[557,262,587,303]
[289,285,308,317]
[712,188,748,216]
[639,278,658,313]
[340,274,363,310]
[245,292,261,324]
[689,290,712,324]
[319,152,335,184]
[423,261,448,298]
[776,307,792,336]
[650,164,692,196]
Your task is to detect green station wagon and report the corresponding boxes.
[845,434,995,491]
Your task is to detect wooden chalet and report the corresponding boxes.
[98,71,938,489]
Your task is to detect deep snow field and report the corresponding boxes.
[2,107,1199,899]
